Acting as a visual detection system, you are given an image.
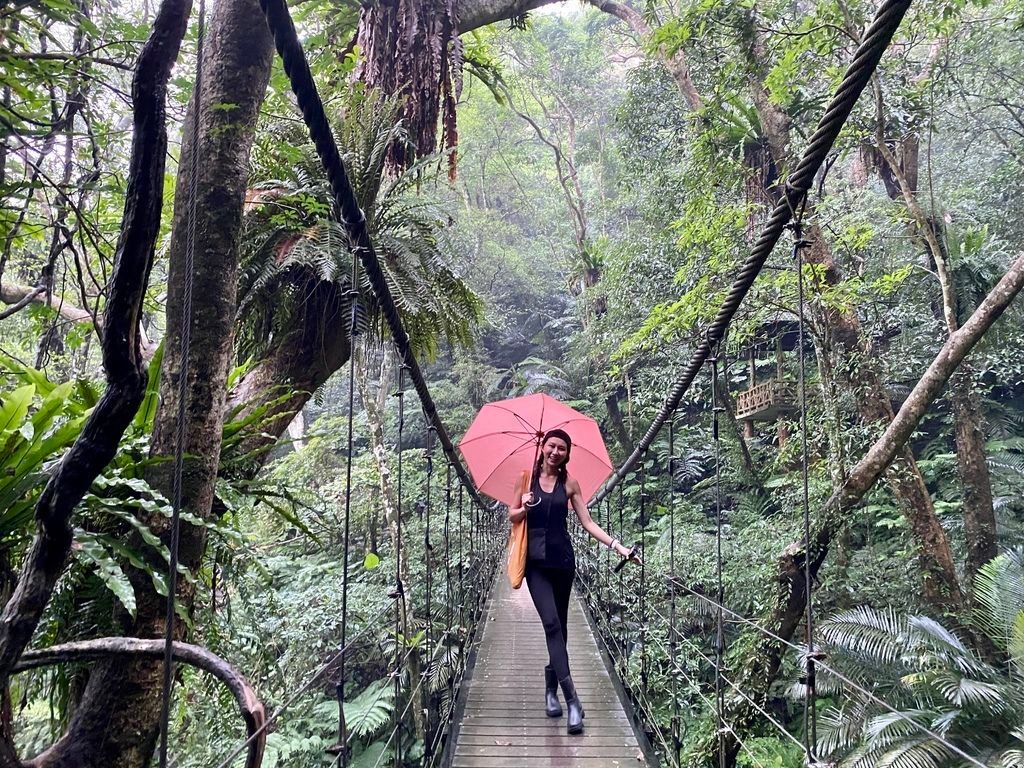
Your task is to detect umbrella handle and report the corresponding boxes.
[613,543,640,573]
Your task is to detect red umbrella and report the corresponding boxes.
[458,393,613,506]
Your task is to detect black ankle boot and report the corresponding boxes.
[559,676,585,735]
[544,666,562,717]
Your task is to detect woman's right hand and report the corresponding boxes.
[521,492,534,507]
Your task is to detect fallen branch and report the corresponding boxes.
[0,0,191,740]
[15,639,265,768]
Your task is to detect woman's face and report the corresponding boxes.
[542,436,569,468]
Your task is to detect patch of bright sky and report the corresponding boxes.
[534,1,585,19]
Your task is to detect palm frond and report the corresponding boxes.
[973,549,1024,657]
[819,606,906,666]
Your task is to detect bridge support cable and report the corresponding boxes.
[709,346,727,768]
[256,0,484,511]
[253,4,504,762]
[391,365,407,768]
[158,3,205,766]
[591,0,915,505]
[326,191,364,764]
[793,217,822,765]
[211,602,395,768]
[668,419,681,766]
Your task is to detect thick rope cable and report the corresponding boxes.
[592,0,914,504]
[256,0,483,510]
[158,3,204,763]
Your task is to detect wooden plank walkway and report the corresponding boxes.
[449,575,645,767]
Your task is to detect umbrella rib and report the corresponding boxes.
[479,402,543,436]
[472,433,542,499]
[458,429,540,449]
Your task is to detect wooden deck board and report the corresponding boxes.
[448,576,646,767]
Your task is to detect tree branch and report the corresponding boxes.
[721,249,1024,763]
[0,280,158,357]
[15,639,266,768]
[0,0,190,701]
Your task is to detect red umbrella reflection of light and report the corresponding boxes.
[458,393,613,507]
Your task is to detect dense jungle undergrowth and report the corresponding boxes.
[1,0,1024,766]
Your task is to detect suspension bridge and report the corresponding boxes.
[143,0,1024,765]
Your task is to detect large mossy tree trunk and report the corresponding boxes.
[0,0,192,763]
[37,2,275,766]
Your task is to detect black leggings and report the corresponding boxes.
[525,565,574,680]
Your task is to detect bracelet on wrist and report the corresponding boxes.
[606,537,619,552]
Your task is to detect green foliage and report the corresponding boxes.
[814,554,1024,765]
[239,88,483,363]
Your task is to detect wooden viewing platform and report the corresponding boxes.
[447,576,647,767]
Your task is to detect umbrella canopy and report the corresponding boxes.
[458,393,613,506]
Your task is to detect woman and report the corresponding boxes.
[508,428,639,735]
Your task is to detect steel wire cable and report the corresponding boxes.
[639,461,648,699]
[668,418,681,764]
[592,0,915,505]
[158,3,205,766]
[578,559,801,749]
[589,556,991,768]
[793,219,820,765]
[639,601,807,752]
[255,0,483,508]
[211,602,394,768]
[339,644,419,751]
[423,442,435,761]
[680,661,770,768]
[329,167,365,764]
[620,615,769,768]
[576,582,768,768]
[710,349,727,768]
[392,364,406,768]
[370,673,428,768]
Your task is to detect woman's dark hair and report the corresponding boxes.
[534,429,571,483]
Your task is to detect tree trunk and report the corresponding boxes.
[227,281,351,461]
[38,3,275,766]
[0,0,191,764]
[954,379,998,576]
[604,388,633,456]
[804,231,963,613]
[871,86,998,587]
[715,374,765,495]
[739,28,963,611]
